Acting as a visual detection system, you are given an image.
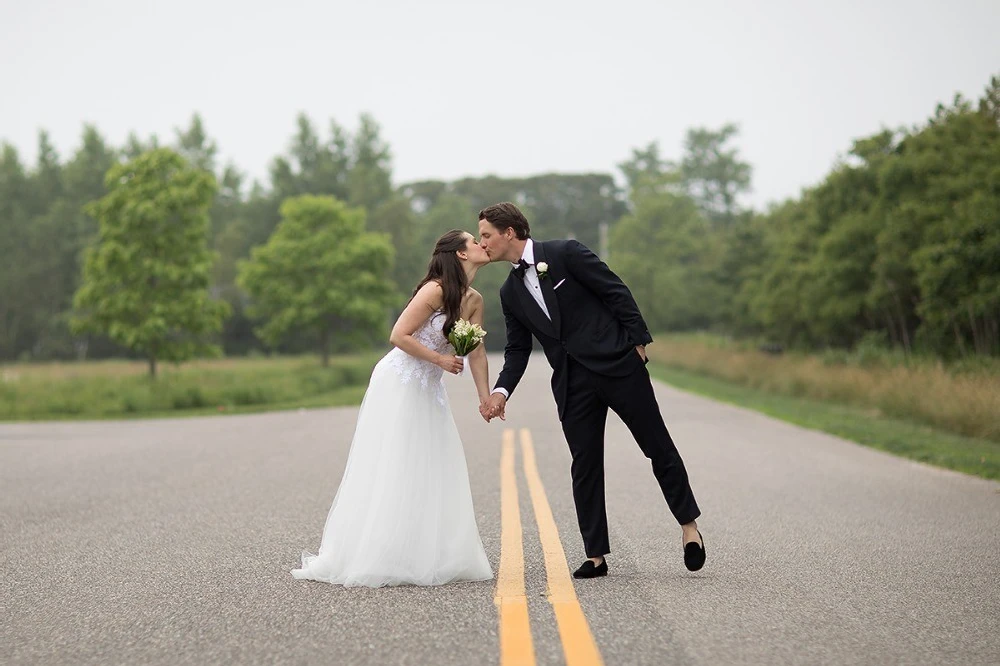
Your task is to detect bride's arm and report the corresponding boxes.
[388,282,463,374]
[466,290,490,402]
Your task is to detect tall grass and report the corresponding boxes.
[646,334,1000,443]
[0,354,381,421]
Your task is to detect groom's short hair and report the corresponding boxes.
[479,202,531,240]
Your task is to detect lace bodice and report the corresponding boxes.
[384,312,451,405]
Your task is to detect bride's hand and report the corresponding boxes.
[436,353,464,375]
[478,397,493,422]
[481,393,506,421]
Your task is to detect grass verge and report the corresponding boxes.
[648,363,1000,481]
[0,354,378,421]
[646,333,1000,443]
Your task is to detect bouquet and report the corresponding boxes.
[447,319,487,376]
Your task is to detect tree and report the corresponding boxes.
[174,113,217,173]
[122,132,160,160]
[907,101,1000,355]
[729,75,1000,355]
[617,141,680,200]
[741,198,816,346]
[348,113,393,212]
[913,189,1000,355]
[367,196,426,294]
[428,173,627,250]
[867,94,999,354]
[979,75,1000,124]
[53,125,120,358]
[26,131,74,359]
[237,195,398,366]
[680,123,752,227]
[29,131,63,215]
[609,181,719,332]
[72,148,229,376]
[509,173,627,251]
[1,134,74,360]
[0,143,31,359]
[401,180,449,213]
[270,113,352,203]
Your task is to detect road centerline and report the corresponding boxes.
[495,428,536,666]
[520,428,604,666]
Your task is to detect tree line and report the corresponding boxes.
[1,73,997,370]
[613,75,1000,357]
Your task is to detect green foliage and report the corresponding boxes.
[617,141,681,200]
[213,113,396,355]
[72,148,229,375]
[348,113,393,212]
[271,114,351,203]
[610,187,721,331]
[174,113,217,172]
[609,126,755,335]
[741,77,1000,356]
[367,196,425,294]
[410,173,626,253]
[237,195,398,365]
[680,123,752,227]
[0,143,33,358]
[3,73,999,367]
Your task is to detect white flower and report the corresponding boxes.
[449,318,487,355]
[536,262,548,273]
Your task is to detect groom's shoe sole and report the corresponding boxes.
[572,560,608,579]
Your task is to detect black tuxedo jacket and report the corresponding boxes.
[494,239,653,419]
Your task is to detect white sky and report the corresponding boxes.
[2,0,998,208]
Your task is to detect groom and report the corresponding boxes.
[477,202,706,577]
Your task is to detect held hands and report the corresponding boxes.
[436,353,464,375]
[479,393,506,423]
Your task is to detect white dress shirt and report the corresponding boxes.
[515,239,551,320]
[492,240,549,400]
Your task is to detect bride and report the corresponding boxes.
[291,229,494,587]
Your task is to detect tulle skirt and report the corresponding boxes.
[291,355,493,587]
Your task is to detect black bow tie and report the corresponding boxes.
[513,259,531,279]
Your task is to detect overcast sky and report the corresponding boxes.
[2,0,998,209]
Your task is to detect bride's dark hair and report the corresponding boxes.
[411,229,471,336]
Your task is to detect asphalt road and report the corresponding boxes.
[2,353,998,665]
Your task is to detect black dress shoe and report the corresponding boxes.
[684,531,706,572]
[573,559,608,579]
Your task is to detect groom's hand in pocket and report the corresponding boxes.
[636,344,648,363]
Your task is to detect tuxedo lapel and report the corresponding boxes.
[511,271,557,338]
[533,242,562,337]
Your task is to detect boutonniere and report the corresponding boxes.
[535,261,549,279]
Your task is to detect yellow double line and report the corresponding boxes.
[495,428,604,666]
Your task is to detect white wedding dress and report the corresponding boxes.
[291,312,493,587]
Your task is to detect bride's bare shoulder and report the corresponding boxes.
[460,288,485,321]
[415,280,444,299]
[465,288,484,305]
[405,281,445,315]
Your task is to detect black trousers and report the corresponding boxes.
[559,356,701,558]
